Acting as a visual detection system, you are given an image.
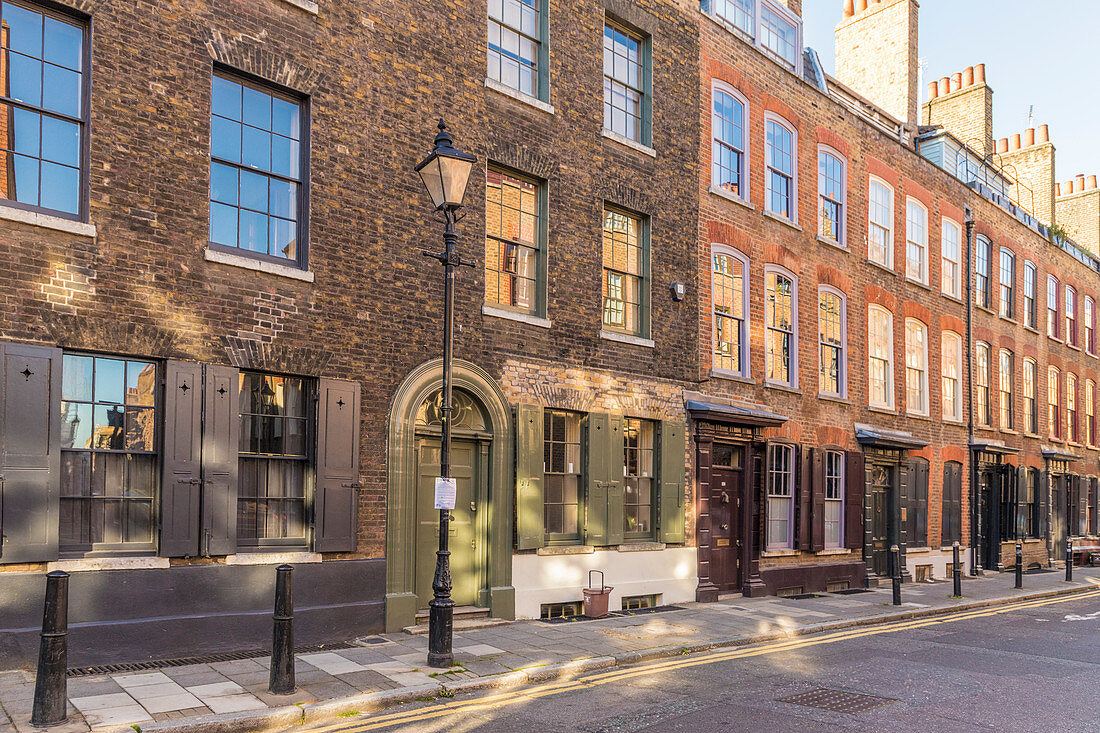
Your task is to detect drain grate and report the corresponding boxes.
[611,605,685,617]
[785,593,826,600]
[831,588,874,595]
[67,641,356,678]
[778,688,896,714]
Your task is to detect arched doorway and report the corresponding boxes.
[385,359,514,632]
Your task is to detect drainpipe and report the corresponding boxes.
[964,206,979,576]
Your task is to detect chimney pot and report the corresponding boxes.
[1024,128,1035,147]
[843,0,854,17]
[1065,180,1076,195]
[1088,175,1098,190]
[997,138,1009,154]
[856,0,868,12]
[951,73,962,92]
[1010,134,1021,151]
[938,78,950,97]
[1056,183,1062,197]
[927,81,939,100]
[963,67,975,86]
[974,63,986,84]
[1037,124,1049,144]
[1077,174,1087,190]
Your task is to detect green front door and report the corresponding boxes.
[416,436,483,607]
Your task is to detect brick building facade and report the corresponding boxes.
[0,0,1097,666]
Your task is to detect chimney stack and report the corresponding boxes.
[1089,175,1098,190]
[835,0,920,127]
[922,62,994,158]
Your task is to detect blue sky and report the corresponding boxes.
[802,0,1100,182]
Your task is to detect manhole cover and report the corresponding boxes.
[778,688,896,714]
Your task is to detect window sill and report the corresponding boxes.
[1000,428,1019,436]
[601,128,656,158]
[710,368,754,384]
[762,549,799,557]
[974,425,996,433]
[1023,325,1040,335]
[708,185,755,210]
[47,556,169,573]
[868,404,896,415]
[1067,343,1082,352]
[600,329,654,348]
[1000,315,1018,326]
[815,548,851,556]
[976,305,995,316]
[482,304,552,329]
[867,259,896,277]
[905,277,932,292]
[484,78,555,115]
[762,209,802,232]
[815,235,849,253]
[818,393,850,405]
[905,546,932,554]
[1049,336,1064,345]
[276,0,318,14]
[941,292,963,305]
[905,411,933,421]
[225,551,321,565]
[537,545,594,556]
[943,417,965,426]
[764,381,801,395]
[1023,432,1041,439]
[617,542,666,553]
[205,248,315,282]
[0,202,96,238]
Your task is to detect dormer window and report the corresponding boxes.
[703,1,802,73]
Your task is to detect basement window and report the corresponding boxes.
[540,601,583,620]
[621,594,660,610]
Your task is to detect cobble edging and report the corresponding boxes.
[100,583,1097,733]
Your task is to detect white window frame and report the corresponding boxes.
[1049,365,1060,440]
[867,177,894,269]
[1023,260,1037,329]
[999,349,1014,431]
[711,244,751,378]
[942,331,962,422]
[705,0,804,76]
[905,198,928,284]
[817,145,846,245]
[1048,275,1060,340]
[868,305,894,410]
[824,449,844,549]
[904,318,929,416]
[765,442,795,550]
[1066,285,1077,347]
[1086,296,1096,355]
[975,342,991,427]
[710,81,750,203]
[1086,379,1096,447]
[941,218,961,298]
[1023,357,1038,435]
[999,247,1015,320]
[818,285,847,398]
[975,235,991,309]
[764,113,798,224]
[764,264,798,388]
[1067,372,1078,443]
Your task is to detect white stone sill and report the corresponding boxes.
[708,185,754,210]
[617,542,666,553]
[601,129,656,158]
[482,304,552,329]
[276,0,318,14]
[225,551,321,565]
[710,368,755,385]
[537,545,594,556]
[47,557,169,573]
[0,203,96,238]
[205,248,315,282]
[600,329,655,348]
[762,209,802,232]
[815,548,852,556]
[761,549,799,557]
[484,78,555,114]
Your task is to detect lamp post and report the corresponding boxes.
[415,119,477,669]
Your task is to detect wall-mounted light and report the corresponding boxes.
[669,281,685,301]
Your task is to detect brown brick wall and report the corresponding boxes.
[834,0,919,126]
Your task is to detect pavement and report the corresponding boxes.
[1,566,1098,733]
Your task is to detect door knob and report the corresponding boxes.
[721,523,729,531]
[721,491,730,504]
[470,501,477,512]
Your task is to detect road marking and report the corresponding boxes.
[312,589,1100,732]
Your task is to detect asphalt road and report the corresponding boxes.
[304,591,1100,733]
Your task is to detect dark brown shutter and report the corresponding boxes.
[1015,466,1028,541]
[1091,477,1098,535]
[658,420,686,544]
[201,365,239,556]
[844,450,864,550]
[914,459,929,547]
[315,378,360,552]
[796,446,811,550]
[0,343,62,563]
[159,361,202,557]
[811,448,825,552]
[1039,470,1050,543]
[515,403,544,550]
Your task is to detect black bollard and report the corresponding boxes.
[891,545,902,606]
[1066,539,1074,582]
[269,565,296,695]
[31,571,69,727]
[1015,542,1023,589]
[952,541,962,597]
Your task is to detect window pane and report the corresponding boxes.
[211,116,242,163]
[212,77,243,120]
[42,63,80,117]
[41,116,79,167]
[39,161,79,214]
[3,3,44,57]
[7,53,42,107]
[43,17,82,71]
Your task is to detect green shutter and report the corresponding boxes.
[515,403,544,550]
[606,414,625,546]
[658,420,686,544]
[585,413,611,546]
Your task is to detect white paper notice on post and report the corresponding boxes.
[434,477,457,510]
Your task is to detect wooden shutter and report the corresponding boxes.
[1091,477,1098,536]
[796,446,811,550]
[1077,475,1088,536]
[606,414,624,546]
[897,461,911,550]
[658,420,686,544]
[1039,470,1050,543]
[585,412,611,546]
[159,360,202,557]
[811,448,825,552]
[913,459,929,547]
[201,365,239,556]
[515,403,544,550]
[315,378,361,552]
[844,450,864,550]
[940,462,955,545]
[0,343,62,563]
[1015,466,1028,540]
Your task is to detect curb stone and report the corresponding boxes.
[93,582,1096,733]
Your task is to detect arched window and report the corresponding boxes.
[942,332,962,421]
[712,246,749,376]
[818,147,845,244]
[712,83,748,200]
[1065,286,1078,347]
[999,248,1015,319]
[941,219,961,298]
[905,198,928,284]
[904,319,928,415]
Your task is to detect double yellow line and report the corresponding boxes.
[312,588,1100,732]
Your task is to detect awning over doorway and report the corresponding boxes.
[969,439,1019,455]
[1041,447,1080,462]
[854,423,929,450]
[685,399,787,427]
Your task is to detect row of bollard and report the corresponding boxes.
[29,564,299,727]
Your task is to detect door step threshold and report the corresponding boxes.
[415,605,490,620]
[403,617,511,635]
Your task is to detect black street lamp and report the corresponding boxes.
[415,119,477,668]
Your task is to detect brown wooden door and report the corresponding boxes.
[709,443,743,592]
